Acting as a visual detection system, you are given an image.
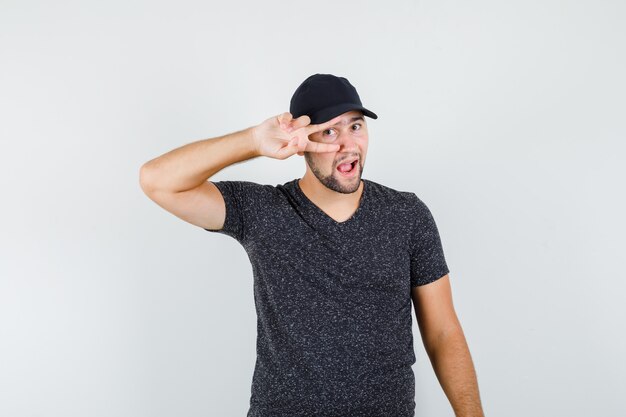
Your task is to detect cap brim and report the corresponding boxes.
[309,103,378,125]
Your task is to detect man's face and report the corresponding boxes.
[304,110,368,194]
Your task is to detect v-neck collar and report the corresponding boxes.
[292,178,368,228]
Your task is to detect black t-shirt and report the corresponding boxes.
[204,178,449,417]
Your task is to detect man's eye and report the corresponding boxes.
[323,124,362,137]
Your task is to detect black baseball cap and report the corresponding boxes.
[289,73,378,125]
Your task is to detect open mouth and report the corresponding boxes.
[337,159,358,176]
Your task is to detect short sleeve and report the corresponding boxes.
[203,180,261,244]
[409,195,450,287]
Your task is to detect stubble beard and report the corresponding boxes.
[304,153,363,194]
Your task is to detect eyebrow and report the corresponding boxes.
[330,116,365,127]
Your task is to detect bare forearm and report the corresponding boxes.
[425,328,485,417]
[140,126,259,193]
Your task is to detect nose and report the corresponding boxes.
[336,130,359,153]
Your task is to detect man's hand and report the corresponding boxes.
[252,112,341,160]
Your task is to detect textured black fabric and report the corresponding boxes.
[204,178,449,416]
[289,73,378,124]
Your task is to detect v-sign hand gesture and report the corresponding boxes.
[252,112,342,160]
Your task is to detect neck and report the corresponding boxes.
[298,172,364,212]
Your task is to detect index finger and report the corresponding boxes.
[305,140,340,154]
[303,114,344,135]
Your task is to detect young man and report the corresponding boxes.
[139,74,484,417]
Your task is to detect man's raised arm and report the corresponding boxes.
[138,112,341,230]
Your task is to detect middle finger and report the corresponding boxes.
[303,114,344,136]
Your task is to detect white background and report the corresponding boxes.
[1,0,625,416]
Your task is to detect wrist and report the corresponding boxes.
[248,125,262,157]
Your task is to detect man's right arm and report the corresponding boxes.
[138,112,341,231]
[139,126,259,231]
